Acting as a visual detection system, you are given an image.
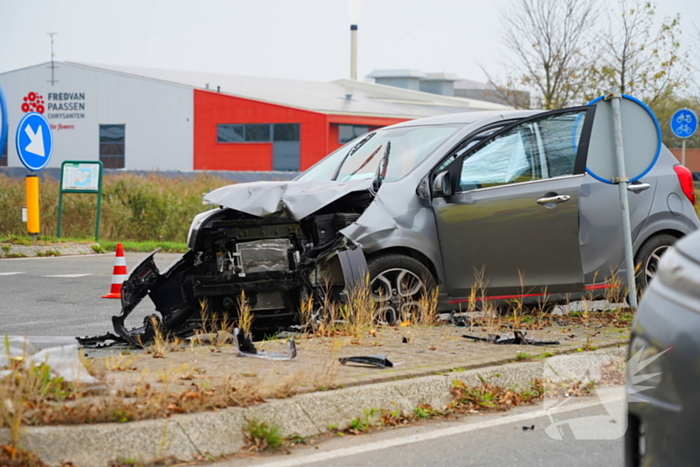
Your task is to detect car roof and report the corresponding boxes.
[387,109,543,128]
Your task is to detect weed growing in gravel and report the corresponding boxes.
[243,419,284,452]
[237,291,254,336]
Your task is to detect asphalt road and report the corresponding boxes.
[217,396,625,467]
[0,252,183,347]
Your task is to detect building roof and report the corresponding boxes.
[422,72,461,82]
[24,62,510,118]
[453,78,494,91]
[366,69,427,79]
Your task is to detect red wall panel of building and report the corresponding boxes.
[194,89,411,171]
[194,90,327,171]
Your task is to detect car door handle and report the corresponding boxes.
[627,183,651,193]
[536,195,571,205]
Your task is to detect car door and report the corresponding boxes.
[431,107,596,298]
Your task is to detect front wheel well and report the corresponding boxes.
[365,247,439,283]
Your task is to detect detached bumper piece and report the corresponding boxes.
[339,355,394,369]
[78,250,199,348]
[233,328,297,360]
[462,330,560,346]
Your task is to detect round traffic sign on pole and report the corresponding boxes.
[585,94,662,184]
[670,108,698,139]
[15,112,53,171]
[0,87,8,157]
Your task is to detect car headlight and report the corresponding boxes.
[187,209,219,249]
[656,247,700,300]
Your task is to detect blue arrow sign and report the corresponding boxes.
[670,108,698,139]
[16,112,53,171]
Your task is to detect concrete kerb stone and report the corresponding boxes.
[173,407,248,458]
[246,399,321,438]
[20,418,199,467]
[391,375,454,409]
[294,383,413,432]
[1,243,99,258]
[1,346,629,466]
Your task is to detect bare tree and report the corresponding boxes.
[689,24,700,96]
[483,0,598,110]
[588,0,688,107]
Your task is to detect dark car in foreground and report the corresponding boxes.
[79,106,700,346]
[626,229,700,466]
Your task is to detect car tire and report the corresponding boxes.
[634,233,677,292]
[367,254,437,325]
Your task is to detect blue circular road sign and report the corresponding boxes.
[0,87,8,157]
[15,112,53,171]
[670,108,698,139]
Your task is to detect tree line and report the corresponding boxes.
[484,0,700,147]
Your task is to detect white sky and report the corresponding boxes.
[1,0,698,85]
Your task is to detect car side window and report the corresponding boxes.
[458,111,586,192]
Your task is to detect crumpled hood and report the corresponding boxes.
[204,178,374,220]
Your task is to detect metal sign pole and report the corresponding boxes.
[607,87,638,308]
[94,162,103,241]
[56,185,64,238]
[682,139,686,166]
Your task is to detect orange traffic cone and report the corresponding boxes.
[102,243,127,299]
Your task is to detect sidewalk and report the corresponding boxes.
[0,317,630,466]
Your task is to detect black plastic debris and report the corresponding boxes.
[77,332,129,349]
[462,330,559,346]
[402,337,409,344]
[448,311,472,327]
[233,328,297,360]
[339,355,394,369]
[522,425,535,431]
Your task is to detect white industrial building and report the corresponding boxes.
[0,62,512,172]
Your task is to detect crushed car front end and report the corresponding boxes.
[81,180,374,346]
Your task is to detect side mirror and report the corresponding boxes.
[432,171,452,197]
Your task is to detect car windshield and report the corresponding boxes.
[297,124,462,182]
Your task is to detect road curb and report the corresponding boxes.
[1,243,99,258]
[0,346,627,466]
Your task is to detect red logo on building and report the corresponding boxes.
[21,92,45,114]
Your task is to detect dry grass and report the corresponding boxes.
[0,173,234,241]
[237,291,253,336]
[0,444,55,467]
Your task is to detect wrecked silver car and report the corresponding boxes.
[79,107,700,346]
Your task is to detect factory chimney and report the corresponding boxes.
[350,24,358,80]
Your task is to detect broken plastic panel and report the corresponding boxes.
[339,355,394,369]
[233,328,297,360]
[462,330,560,346]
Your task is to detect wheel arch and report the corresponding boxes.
[365,247,440,284]
[634,228,685,256]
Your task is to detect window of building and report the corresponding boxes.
[0,137,7,167]
[244,124,270,142]
[216,123,301,171]
[217,124,300,143]
[273,124,300,142]
[217,124,244,142]
[339,124,370,144]
[99,124,125,169]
